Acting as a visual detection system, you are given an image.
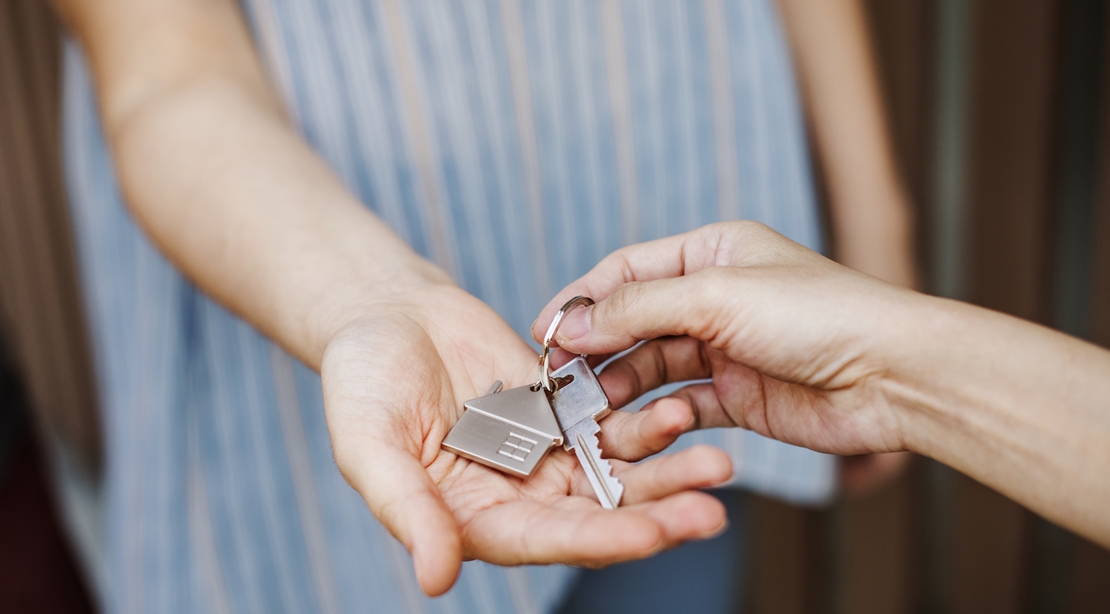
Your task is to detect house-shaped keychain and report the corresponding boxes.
[442,381,564,478]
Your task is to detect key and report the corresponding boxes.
[442,381,564,478]
[550,356,624,509]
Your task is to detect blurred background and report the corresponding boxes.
[1,0,1108,612]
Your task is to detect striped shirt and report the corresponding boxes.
[58,1,835,612]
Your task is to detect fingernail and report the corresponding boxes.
[707,518,730,539]
[557,305,592,341]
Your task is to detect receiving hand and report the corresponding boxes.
[527,216,1110,555]
[321,283,732,596]
[533,221,918,463]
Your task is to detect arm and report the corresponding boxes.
[53,0,732,594]
[51,0,438,367]
[778,0,917,490]
[776,0,917,288]
[535,222,1110,547]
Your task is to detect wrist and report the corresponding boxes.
[875,291,1014,460]
[310,256,455,369]
[869,290,959,455]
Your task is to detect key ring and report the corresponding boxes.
[538,296,594,392]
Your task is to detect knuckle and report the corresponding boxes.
[600,248,637,283]
[602,281,641,320]
[714,219,772,244]
[683,267,740,338]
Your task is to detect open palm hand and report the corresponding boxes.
[321,285,731,595]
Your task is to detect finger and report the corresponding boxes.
[587,352,616,368]
[661,383,752,430]
[597,336,712,409]
[546,346,613,370]
[346,443,462,596]
[544,336,614,371]
[531,222,791,343]
[531,232,702,343]
[607,444,733,504]
[461,492,726,568]
[595,400,696,461]
[601,335,771,432]
[462,497,665,566]
[625,491,729,551]
[549,270,737,357]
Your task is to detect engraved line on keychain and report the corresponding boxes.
[497,433,538,461]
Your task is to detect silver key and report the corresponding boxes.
[551,356,624,509]
[442,381,564,478]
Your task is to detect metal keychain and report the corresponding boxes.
[540,297,624,508]
[441,295,624,508]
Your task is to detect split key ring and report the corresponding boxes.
[537,296,594,393]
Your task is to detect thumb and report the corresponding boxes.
[347,442,463,596]
[555,270,729,356]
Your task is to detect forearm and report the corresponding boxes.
[893,296,1110,544]
[113,76,447,368]
[776,0,916,287]
[57,0,447,369]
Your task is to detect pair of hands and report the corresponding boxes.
[320,222,915,595]
[320,285,733,596]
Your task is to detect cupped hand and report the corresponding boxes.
[532,221,922,462]
[321,284,732,596]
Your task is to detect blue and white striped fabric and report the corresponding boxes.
[59,0,835,612]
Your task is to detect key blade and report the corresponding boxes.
[484,380,504,396]
[569,426,624,509]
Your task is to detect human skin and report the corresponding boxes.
[50,0,915,596]
[777,0,917,290]
[50,0,735,596]
[535,222,1110,548]
[777,0,920,492]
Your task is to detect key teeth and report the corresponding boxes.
[583,432,616,480]
[574,429,624,509]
